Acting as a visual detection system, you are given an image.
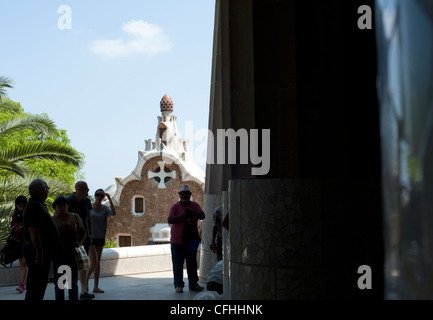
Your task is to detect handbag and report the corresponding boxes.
[0,230,23,268]
[75,245,89,271]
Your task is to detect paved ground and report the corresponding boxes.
[0,270,211,300]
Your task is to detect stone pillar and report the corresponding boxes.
[199,0,226,284]
[228,179,324,300]
[199,193,220,283]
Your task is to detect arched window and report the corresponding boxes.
[131,195,145,217]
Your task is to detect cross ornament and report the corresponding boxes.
[148,161,176,188]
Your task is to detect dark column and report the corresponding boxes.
[204,0,383,299]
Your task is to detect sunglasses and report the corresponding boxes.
[95,194,105,198]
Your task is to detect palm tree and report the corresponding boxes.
[0,102,82,177]
[0,76,84,247]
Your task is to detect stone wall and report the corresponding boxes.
[0,244,173,287]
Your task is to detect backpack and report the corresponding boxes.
[0,230,23,268]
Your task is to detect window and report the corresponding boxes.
[131,195,145,217]
[118,235,132,247]
[135,198,143,213]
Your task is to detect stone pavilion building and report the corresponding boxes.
[104,94,205,247]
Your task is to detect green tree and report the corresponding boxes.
[0,175,75,245]
[0,99,83,178]
[0,100,83,177]
[25,126,85,186]
[0,79,85,247]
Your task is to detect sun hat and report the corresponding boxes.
[178,185,192,194]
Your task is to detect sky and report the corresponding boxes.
[0,1,215,195]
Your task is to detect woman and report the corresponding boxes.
[10,195,28,293]
[86,189,116,294]
[52,195,86,300]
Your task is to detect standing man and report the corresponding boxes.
[168,185,205,293]
[23,178,60,301]
[67,180,94,300]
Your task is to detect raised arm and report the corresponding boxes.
[105,192,116,216]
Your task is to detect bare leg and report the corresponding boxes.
[85,245,97,292]
[19,257,27,284]
[79,269,88,294]
[16,257,27,293]
[93,246,104,293]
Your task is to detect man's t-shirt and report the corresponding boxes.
[67,194,92,236]
[168,201,204,245]
[23,198,60,250]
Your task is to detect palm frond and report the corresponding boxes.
[0,174,74,203]
[0,174,75,247]
[0,76,13,100]
[0,204,13,248]
[0,156,26,177]
[0,141,83,168]
[0,176,32,202]
[0,114,58,137]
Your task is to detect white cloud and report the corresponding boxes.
[90,20,173,58]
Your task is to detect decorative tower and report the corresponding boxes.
[151,94,182,152]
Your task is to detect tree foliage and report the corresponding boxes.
[0,81,85,247]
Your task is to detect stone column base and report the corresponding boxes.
[228,178,324,299]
